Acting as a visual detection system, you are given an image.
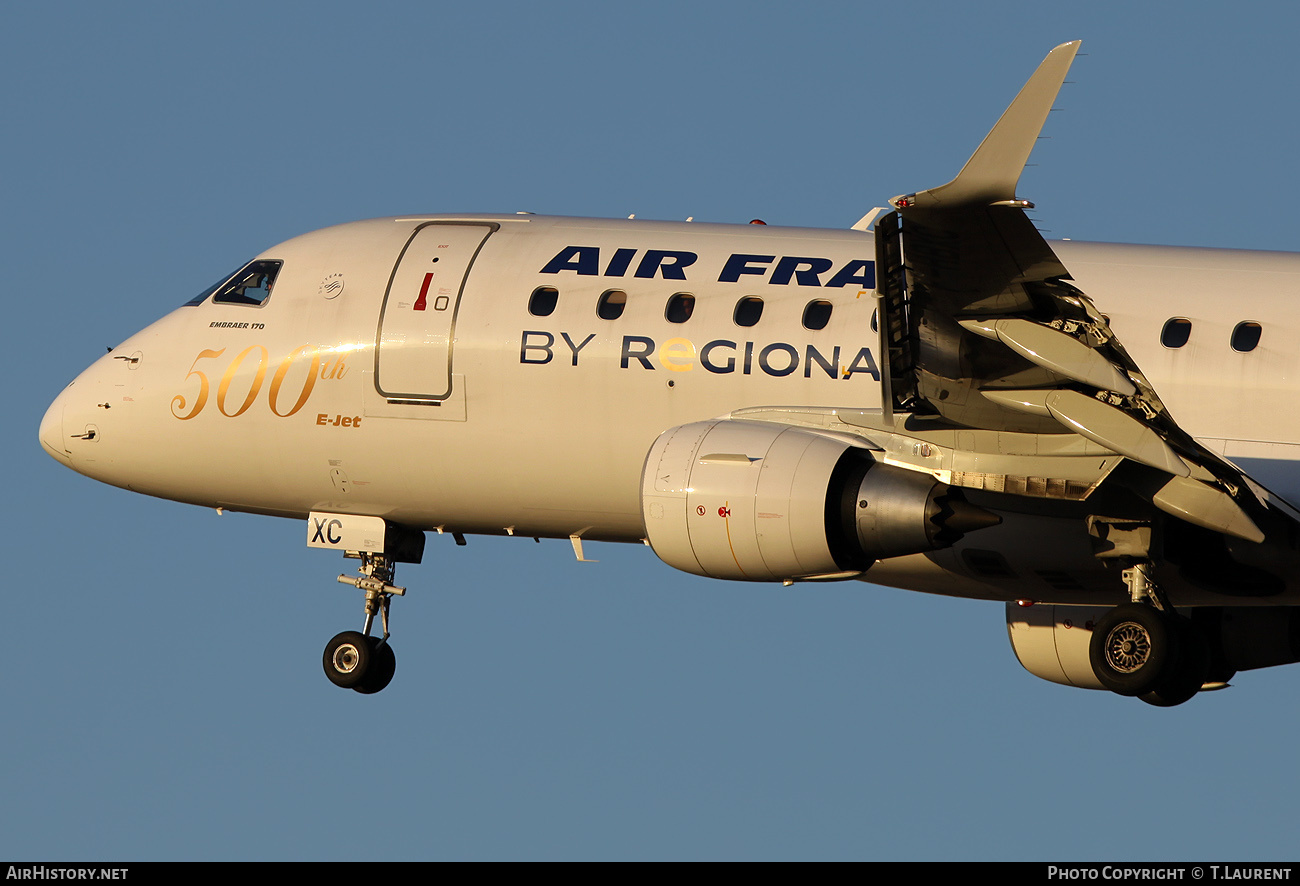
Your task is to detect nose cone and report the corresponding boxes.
[39,390,71,465]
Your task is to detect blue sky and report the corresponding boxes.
[7,1,1300,861]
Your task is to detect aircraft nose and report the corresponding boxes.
[39,390,71,464]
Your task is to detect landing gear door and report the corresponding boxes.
[376,221,495,401]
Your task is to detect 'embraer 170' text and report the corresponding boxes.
[540,246,875,288]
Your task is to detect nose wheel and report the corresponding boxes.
[323,552,403,694]
[323,631,397,693]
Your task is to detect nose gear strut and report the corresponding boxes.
[337,551,405,641]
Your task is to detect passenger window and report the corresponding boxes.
[529,286,559,317]
[1161,318,1191,349]
[597,290,627,320]
[191,259,282,307]
[665,293,695,323]
[1232,321,1262,352]
[803,300,833,331]
[733,297,763,327]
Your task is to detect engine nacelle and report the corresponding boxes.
[640,420,995,581]
[1007,603,1300,691]
[1005,603,1110,690]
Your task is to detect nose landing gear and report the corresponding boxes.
[323,551,405,694]
[308,514,425,695]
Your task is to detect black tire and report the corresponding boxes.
[353,639,396,695]
[323,630,372,688]
[1089,603,1177,697]
[1139,616,1211,707]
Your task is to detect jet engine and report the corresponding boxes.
[1006,603,1300,691]
[1005,604,1111,689]
[640,419,999,581]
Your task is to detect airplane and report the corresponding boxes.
[38,40,1300,706]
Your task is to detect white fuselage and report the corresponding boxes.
[1057,241,1300,501]
[38,214,1300,601]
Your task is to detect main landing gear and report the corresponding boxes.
[323,552,404,694]
[1089,562,1215,707]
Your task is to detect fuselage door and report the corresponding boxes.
[376,221,495,401]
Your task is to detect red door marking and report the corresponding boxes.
[413,273,433,311]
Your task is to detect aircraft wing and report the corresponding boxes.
[743,42,1294,553]
[874,40,1289,549]
[871,40,1287,546]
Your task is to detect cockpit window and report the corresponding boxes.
[184,260,283,307]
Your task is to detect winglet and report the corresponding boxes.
[892,40,1081,210]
